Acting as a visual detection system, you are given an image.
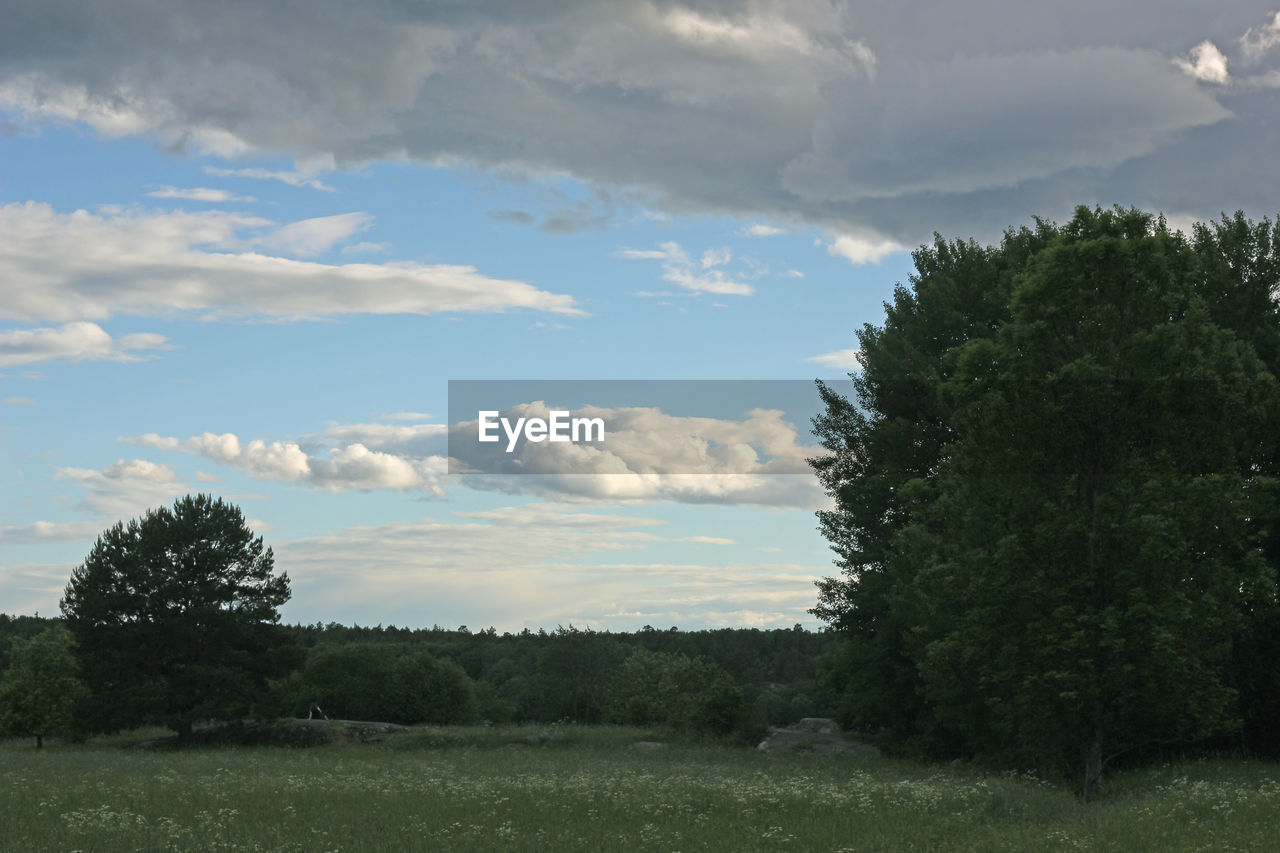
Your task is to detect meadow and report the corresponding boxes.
[1,726,1277,852]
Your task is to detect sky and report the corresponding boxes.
[2,1,1278,631]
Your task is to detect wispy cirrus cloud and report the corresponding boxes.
[203,166,334,192]
[147,186,256,202]
[616,241,753,296]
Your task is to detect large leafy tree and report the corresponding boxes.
[61,494,296,739]
[0,626,89,748]
[812,207,1280,798]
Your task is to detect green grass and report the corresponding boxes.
[2,726,1277,851]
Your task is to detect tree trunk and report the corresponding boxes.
[36,734,43,749]
[177,719,194,742]
[1081,730,1103,801]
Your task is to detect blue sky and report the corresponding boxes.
[3,2,1278,630]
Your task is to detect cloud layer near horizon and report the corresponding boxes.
[3,1,1276,244]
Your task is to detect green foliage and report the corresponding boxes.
[59,495,297,738]
[288,643,478,725]
[0,626,89,747]
[812,206,1280,797]
[606,649,749,736]
[531,626,625,723]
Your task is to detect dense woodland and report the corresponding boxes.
[0,611,840,742]
[810,207,1280,798]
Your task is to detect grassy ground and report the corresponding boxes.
[1,725,1277,851]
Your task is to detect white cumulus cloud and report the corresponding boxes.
[1174,41,1230,84]
[825,233,904,265]
[0,322,169,367]
[126,430,448,495]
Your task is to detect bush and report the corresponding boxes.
[290,644,478,725]
[606,649,749,736]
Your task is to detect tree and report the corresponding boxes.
[812,207,1280,798]
[606,648,749,736]
[60,495,296,739]
[288,643,478,724]
[0,626,89,748]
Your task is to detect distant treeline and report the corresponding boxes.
[1,614,841,739]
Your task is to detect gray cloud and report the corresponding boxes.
[2,1,1274,243]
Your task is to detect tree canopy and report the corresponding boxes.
[60,494,296,739]
[811,207,1280,798]
[0,626,88,748]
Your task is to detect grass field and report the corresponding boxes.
[1,725,1277,851]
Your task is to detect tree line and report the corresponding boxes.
[0,494,839,745]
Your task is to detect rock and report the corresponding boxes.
[332,720,411,734]
[524,727,565,742]
[756,727,878,757]
[125,719,336,749]
[795,718,841,734]
[632,741,666,750]
[276,719,337,747]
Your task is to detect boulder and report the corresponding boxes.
[524,727,565,742]
[795,717,841,734]
[756,726,879,757]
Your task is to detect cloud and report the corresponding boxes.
[739,224,786,237]
[204,166,334,192]
[54,458,189,523]
[312,421,448,455]
[126,429,449,494]
[147,186,255,202]
[255,211,373,257]
[450,402,828,507]
[4,397,36,405]
[700,247,731,268]
[681,536,735,545]
[272,506,825,629]
[121,404,829,507]
[0,202,581,322]
[1174,41,1230,84]
[616,241,753,296]
[0,561,78,616]
[2,1,1266,242]
[783,48,1231,207]
[0,519,105,544]
[824,233,904,265]
[0,321,169,366]
[340,241,388,255]
[806,348,862,370]
[1241,12,1280,62]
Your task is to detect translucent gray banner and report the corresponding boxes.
[447,380,839,477]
